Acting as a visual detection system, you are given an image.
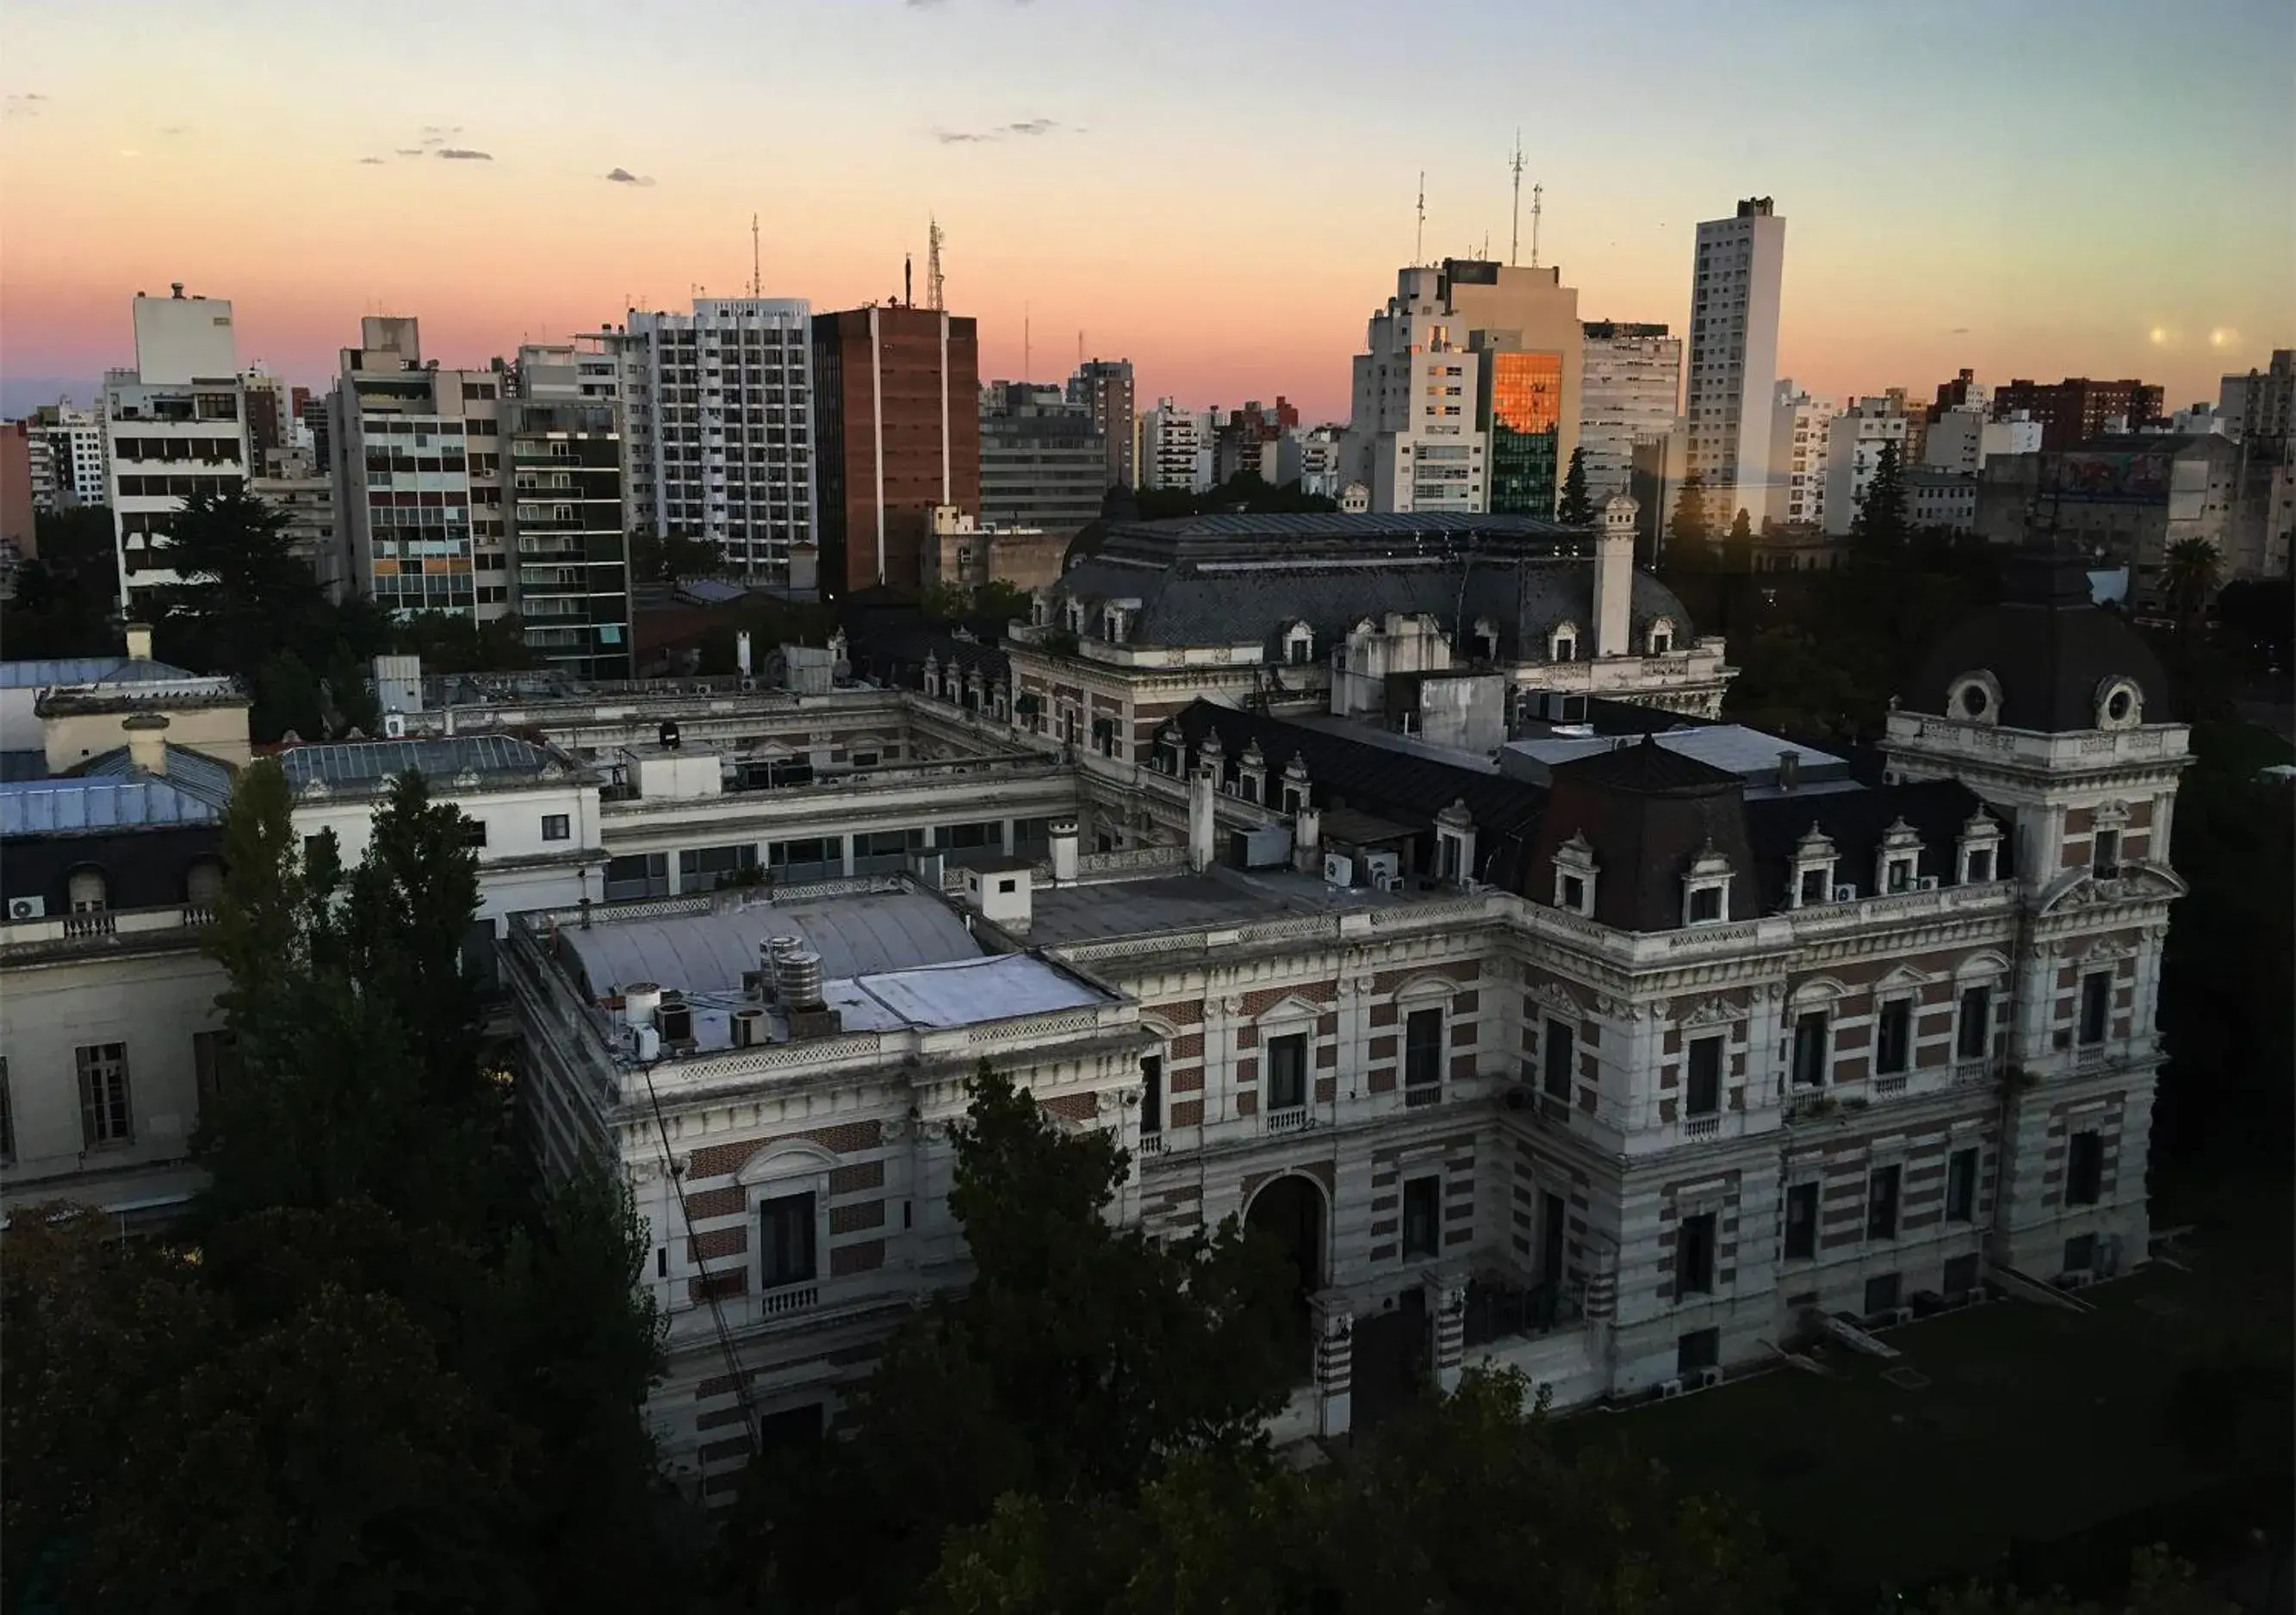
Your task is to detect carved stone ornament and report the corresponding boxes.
[1523,978,1585,1019]
[1672,996,1741,1029]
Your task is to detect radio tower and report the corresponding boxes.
[1530,182,1544,270]
[926,216,946,311]
[1508,134,1525,265]
[1414,171,1426,265]
[749,213,760,296]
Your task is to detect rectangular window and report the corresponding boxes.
[1867,1164,1902,1240]
[192,1029,239,1107]
[1875,1000,1912,1075]
[1863,1272,1902,1315]
[462,817,489,848]
[1542,1020,1574,1099]
[1687,885,1722,922]
[1401,1175,1442,1259]
[603,852,669,901]
[1965,847,1995,883]
[1140,1054,1164,1136]
[2078,972,2112,1045]
[1685,1036,1722,1116]
[1792,1012,1829,1087]
[76,1043,133,1148]
[542,813,571,842]
[2065,1131,2104,1206]
[1560,873,1585,911]
[1946,1147,1978,1222]
[1783,1183,1818,1260]
[1798,867,1828,906]
[1957,987,1991,1061]
[1404,1008,1444,1092]
[2092,828,2119,876]
[1676,1212,1716,1295]
[1943,1252,1981,1298]
[2064,1233,2098,1273]
[1266,1033,1307,1112]
[1677,1326,1721,1374]
[758,1192,817,1289]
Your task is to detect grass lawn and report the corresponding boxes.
[1574,1167,2293,1608]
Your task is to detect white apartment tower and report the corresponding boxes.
[1822,396,1912,537]
[327,316,510,621]
[1579,322,1683,502]
[1344,267,1487,515]
[103,286,252,605]
[1685,198,1787,530]
[25,401,109,511]
[1140,399,1215,494]
[1765,381,1837,530]
[611,299,816,584]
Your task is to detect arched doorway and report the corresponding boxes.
[1244,1175,1326,1382]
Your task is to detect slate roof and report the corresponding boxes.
[1058,551,1687,665]
[1168,701,1545,886]
[1905,550,2171,732]
[1743,779,1995,913]
[78,744,237,811]
[1529,736,1759,932]
[0,655,204,690]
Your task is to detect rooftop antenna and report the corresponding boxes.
[750,213,760,297]
[1530,182,1544,270]
[1414,171,1426,265]
[927,215,946,311]
[1023,303,1031,382]
[1509,132,1526,265]
[904,253,914,307]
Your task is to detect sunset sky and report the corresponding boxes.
[3,0,2290,422]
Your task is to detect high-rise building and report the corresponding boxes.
[812,302,981,598]
[979,381,1108,537]
[1213,398,1300,487]
[250,447,343,598]
[1344,267,1486,514]
[1923,405,2042,476]
[502,340,632,679]
[1765,381,1837,530]
[1579,322,1682,502]
[104,285,252,605]
[1068,358,1137,489]
[608,298,816,586]
[326,315,508,621]
[1685,198,1787,529]
[2219,350,2294,451]
[1929,368,1987,419]
[240,369,293,462]
[1990,377,2164,451]
[19,401,109,511]
[1140,399,1216,495]
[1822,396,1911,537]
[2,422,33,554]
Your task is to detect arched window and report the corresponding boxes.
[67,866,108,913]
[185,859,226,906]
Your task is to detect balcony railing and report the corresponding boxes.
[1683,1112,1722,1139]
[1951,1059,1994,1089]
[1875,1073,1909,1096]
[1403,1082,1444,1109]
[1135,1134,1167,1158]
[759,1283,818,1317]
[1261,1106,1313,1136]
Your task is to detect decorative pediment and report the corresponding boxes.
[1671,995,1742,1029]
[1787,974,1852,1005]
[2038,862,2188,915]
[1254,993,1325,1027]
[1523,978,1585,1020]
[1874,962,1935,991]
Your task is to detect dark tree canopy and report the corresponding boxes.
[1557,444,1596,525]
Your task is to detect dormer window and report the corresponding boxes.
[1065,599,1087,634]
[1102,606,1127,643]
[1681,842,1733,926]
[1284,621,1314,666]
[1788,823,1837,910]
[1874,817,1925,896]
[1647,617,1676,656]
[1436,798,1477,885]
[1473,617,1501,661]
[1947,670,2001,726]
[2094,677,2143,730]
[1956,810,2003,885]
[1552,830,1598,916]
[1281,753,1311,816]
[1030,594,1051,629]
[1550,622,1579,663]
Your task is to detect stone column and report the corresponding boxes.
[1423,1265,1470,1393]
[1309,1291,1354,1439]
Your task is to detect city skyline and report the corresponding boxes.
[3,0,2291,421]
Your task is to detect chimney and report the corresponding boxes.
[1594,495,1637,658]
[1778,749,1801,792]
[123,713,170,776]
[1188,765,1217,873]
[1292,804,1322,873]
[736,630,753,678]
[124,622,154,662]
[1048,817,1080,882]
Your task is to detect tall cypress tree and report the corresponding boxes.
[1556,446,1595,525]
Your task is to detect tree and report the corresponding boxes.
[392,609,537,674]
[1722,506,1756,574]
[1667,474,1714,570]
[1557,444,1596,525]
[1902,1546,2237,1614]
[1849,439,1911,555]
[919,1367,1785,1615]
[2160,537,2222,633]
[714,1062,1295,1611]
[631,525,723,587]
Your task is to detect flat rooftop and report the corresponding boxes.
[553,883,1113,1053]
[1025,866,1421,948]
[1501,724,1858,798]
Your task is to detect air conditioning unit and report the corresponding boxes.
[1695,1366,1724,1390]
[1915,875,1939,891]
[1362,851,1400,885]
[1877,1305,1914,1327]
[1656,1377,1685,1401]
[382,710,407,739]
[2055,1269,2094,1291]
[630,1024,661,1064]
[1322,852,1355,888]
[1832,884,1859,903]
[1374,873,1406,892]
[8,895,47,920]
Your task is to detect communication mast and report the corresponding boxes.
[927,215,946,311]
[1414,171,1426,265]
[750,213,760,296]
[1530,182,1544,270]
[1508,133,1525,265]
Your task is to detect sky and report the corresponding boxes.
[3,0,2292,423]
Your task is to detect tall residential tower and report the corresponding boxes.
[105,286,252,606]
[1685,198,1787,529]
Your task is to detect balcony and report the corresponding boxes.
[1261,1106,1313,1137]
[1403,1082,1444,1109]
[759,1283,818,1318]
